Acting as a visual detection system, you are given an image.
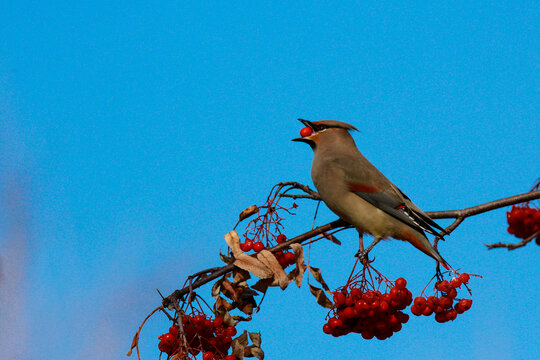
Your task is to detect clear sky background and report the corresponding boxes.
[1,2,538,360]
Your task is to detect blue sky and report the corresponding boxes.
[0,1,538,359]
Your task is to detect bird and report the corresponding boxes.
[292,119,449,267]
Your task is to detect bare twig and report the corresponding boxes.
[485,229,540,250]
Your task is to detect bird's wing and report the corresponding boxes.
[335,155,446,237]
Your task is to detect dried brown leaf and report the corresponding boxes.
[223,311,236,327]
[221,278,239,301]
[232,330,248,359]
[225,230,243,257]
[248,332,261,347]
[322,231,341,245]
[233,268,251,283]
[309,284,334,309]
[239,205,258,221]
[309,266,330,292]
[248,346,265,360]
[215,296,234,312]
[256,250,289,290]
[211,278,223,298]
[251,278,274,294]
[220,251,234,265]
[289,243,307,287]
[233,253,273,279]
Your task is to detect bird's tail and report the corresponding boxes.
[398,228,450,269]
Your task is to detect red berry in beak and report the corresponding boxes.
[300,126,313,137]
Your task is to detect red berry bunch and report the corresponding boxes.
[323,277,412,340]
[411,273,472,323]
[240,233,296,268]
[506,205,540,239]
[157,313,238,360]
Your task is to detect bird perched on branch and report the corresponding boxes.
[292,119,449,267]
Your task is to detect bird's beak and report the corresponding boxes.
[292,118,315,143]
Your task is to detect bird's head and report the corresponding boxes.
[292,119,358,150]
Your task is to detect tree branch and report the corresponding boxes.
[162,185,539,309]
[485,229,540,250]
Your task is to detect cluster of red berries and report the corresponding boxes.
[323,278,412,340]
[240,234,296,268]
[506,205,540,239]
[158,314,237,360]
[410,273,472,323]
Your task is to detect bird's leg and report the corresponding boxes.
[355,237,381,264]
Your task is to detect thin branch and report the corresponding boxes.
[485,230,540,250]
[426,190,540,219]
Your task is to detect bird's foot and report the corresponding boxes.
[354,249,375,264]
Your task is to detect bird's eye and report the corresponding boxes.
[315,125,327,131]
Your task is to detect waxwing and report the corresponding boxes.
[293,119,449,267]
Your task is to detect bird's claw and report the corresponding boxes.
[355,250,375,264]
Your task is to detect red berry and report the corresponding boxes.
[447,309,458,321]
[436,280,451,292]
[213,316,224,328]
[333,292,346,307]
[276,234,287,243]
[284,251,296,265]
[342,306,356,320]
[395,277,407,289]
[459,273,470,283]
[439,296,453,309]
[329,317,343,329]
[378,300,390,313]
[252,241,265,252]
[422,306,434,316]
[203,352,215,360]
[435,312,448,323]
[226,326,237,337]
[458,298,473,311]
[361,330,374,340]
[240,240,253,252]
[158,333,175,346]
[223,356,237,360]
[158,341,173,354]
[169,325,179,336]
[411,305,423,316]
[323,323,333,334]
[350,288,363,300]
[414,296,426,309]
[450,277,462,288]
[300,126,313,137]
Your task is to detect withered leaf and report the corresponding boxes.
[225,230,243,257]
[215,296,234,312]
[220,251,234,265]
[239,205,258,221]
[223,311,236,327]
[322,231,341,245]
[232,330,248,359]
[248,332,261,347]
[248,346,265,360]
[234,253,273,279]
[251,278,274,294]
[309,266,330,292]
[289,243,307,287]
[233,268,251,283]
[309,284,334,309]
[256,250,289,289]
[211,278,223,298]
[232,314,252,322]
